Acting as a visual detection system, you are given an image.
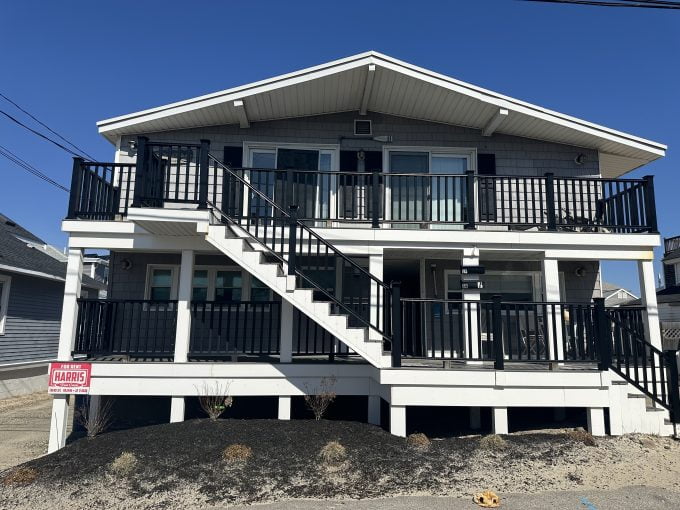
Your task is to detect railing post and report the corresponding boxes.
[663,350,680,423]
[464,170,476,230]
[545,172,557,231]
[371,170,380,229]
[286,169,295,211]
[643,175,659,233]
[198,139,210,209]
[492,294,504,370]
[594,297,612,371]
[67,157,85,219]
[390,281,402,368]
[131,136,149,208]
[287,205,298,276]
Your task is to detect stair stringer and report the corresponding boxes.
[205,224,388,368]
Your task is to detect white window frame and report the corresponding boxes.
[675,262,680,285]
[0,275,11,335]
[382,146,477,224]
[144,265,178,301]
[444,269,543,301]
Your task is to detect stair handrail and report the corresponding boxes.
[606,309,678,418]
[206,153,393,341]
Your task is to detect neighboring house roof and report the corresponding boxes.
[0,213,104,290]
[602,282,638,307]
[96,51,666,178]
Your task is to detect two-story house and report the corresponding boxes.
[48,52,678,452]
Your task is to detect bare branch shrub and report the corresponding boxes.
[75,397,114,438]
[478,434,507,451]
[567,428,597,447]
[198,381,233,420]
[304,376,337,420]
[406,432,430,450]
[319,440,346,464]
[109,451,138,477]
[2,467,37,486]
[223,444,252,464]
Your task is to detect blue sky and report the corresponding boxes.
[1,1,678,293]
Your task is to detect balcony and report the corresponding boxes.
[665,235,680,256]
[66,140,658,234]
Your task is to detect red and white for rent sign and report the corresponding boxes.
[48,362,92,394]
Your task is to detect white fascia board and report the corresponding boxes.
[96,50,665,159]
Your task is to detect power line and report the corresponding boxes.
[0,144,69,192]
[521,0,680,8]
[0,109,87,159]
[0,93,96,161]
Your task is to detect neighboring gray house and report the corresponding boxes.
[602,281,638,308]
[0,213,104,398]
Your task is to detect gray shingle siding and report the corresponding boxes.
[119,111,599,177]
[0,271,63,364]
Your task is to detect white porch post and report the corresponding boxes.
[368,395,381,426]
[280,301,293,363]
[390,404,406,437]
[278,396,291,420]
[462,248,481,360]
[170,397,185,423]
[48,247,83,453]
[638,259,662,350]
[174,250,194,363]
[542,258,564,361]
[492,407,508,435]
[587,407,606,436]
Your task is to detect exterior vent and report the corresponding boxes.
[354,119,372,136]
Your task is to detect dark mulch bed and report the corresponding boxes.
[15,419,580,505]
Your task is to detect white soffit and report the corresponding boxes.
[97,51,666,177]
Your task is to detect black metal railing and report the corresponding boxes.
[207,154,393,341]
[189,300,281,358]
[665,235,680,256]
[293,308,354,358]
[66,138,658,234]
[399,297,600,364]
[73,299,177,358]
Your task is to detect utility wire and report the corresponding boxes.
[521,0,680,8]
[0,109,87,159]
[0,93,96,160]
[0,144,69,192]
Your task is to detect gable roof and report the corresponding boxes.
[0,213,104,290]
[97,51,666,178]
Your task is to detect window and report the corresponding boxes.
[445,270,538,302]
[215,270,242,302]
[0,275,11,335]
[149,268,173,300]
[250,277,271,302]
[192,270,209,301]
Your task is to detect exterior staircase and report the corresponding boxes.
[610,376,676,436]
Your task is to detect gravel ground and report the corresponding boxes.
[1,418,679,509]
[0,393,60,471]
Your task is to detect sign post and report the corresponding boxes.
[48,362,92,394]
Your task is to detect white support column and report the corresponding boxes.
[57,248,84,360]
[542,258,564,362]
[280,301,294,363]
[369,251,384,345]
[278,396,291,420]
[587,407,606,436]
[470,407,481,430]
[170,397,185,423]
[174,250,194,363]
[638,259,662,350]
[48,395,70,453]
[492,407,508,435]
[390,404,407,437]
[608,382,624,436]
[49,248,83,453]
[368,395,381,426]
[462,248,481,360]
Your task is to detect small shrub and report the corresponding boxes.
[567,428,597,447]
[198,381,234,420]
[223,444,252,464]
[479,434,507,451]
[75,397,114,438]
[2,467,37,486]
[406,432,430,450]
[319,440,346,464]
[109,451,138,476]
[304,376,337,420]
